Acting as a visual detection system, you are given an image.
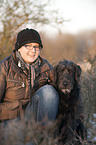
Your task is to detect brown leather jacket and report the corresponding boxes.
[0,51,54,120]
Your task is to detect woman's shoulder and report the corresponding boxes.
[0,55,11,65]
[40,56,53,69]
[0,55,12,73]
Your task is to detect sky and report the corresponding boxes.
[45,0,96,35]
[0,0,96,35]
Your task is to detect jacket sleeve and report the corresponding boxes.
[0,63,6,102]
[47,64,54,85]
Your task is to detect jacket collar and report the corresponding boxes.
[11,51,27,79]
[11,51,50,78]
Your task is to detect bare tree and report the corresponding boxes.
[0,0,65,60]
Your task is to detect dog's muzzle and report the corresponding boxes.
[61,88,71,94]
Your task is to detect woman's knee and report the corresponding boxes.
[25,85,59,121]
[34,85,59,104]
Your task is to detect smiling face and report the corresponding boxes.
[18,42,40,63]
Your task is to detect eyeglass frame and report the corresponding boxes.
[24,44,41,51]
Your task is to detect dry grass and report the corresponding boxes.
[0,118,96,145]
[0,31,96,144]
[0,118,59,145]
[0,57,96,145]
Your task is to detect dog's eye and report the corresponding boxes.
[61,69,65,72]
[59,69,64,73]
[68,69,73,73]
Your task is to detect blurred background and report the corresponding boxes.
[0,0,96,143]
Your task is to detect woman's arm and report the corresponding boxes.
[0,63,6,102]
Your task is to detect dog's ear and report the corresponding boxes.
[53,64,59,84]
[74,64,81,83]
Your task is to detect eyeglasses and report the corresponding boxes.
[24,44,40,51]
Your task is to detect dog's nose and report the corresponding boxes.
[63,81,68,87]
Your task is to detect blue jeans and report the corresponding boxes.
[25,85,59,122]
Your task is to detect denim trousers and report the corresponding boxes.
[25,85,59,122]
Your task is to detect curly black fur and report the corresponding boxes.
[53,60,81,144]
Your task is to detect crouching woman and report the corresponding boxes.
[0,28,59,122]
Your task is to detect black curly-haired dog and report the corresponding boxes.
[53,60,86,144]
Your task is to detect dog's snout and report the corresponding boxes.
[63,81,68,87]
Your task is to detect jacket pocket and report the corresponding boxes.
[0,101,20,110]
[0,101,20,120]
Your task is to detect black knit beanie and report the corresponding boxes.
[15,28,43,50]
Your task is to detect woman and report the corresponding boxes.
[0,28,59,122]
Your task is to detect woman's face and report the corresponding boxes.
[18,42,40,63]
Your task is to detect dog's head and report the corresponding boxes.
[53,60,81,94]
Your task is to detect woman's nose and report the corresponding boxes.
[31,47,36,52]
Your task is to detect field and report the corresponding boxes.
[0,31,96,145]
